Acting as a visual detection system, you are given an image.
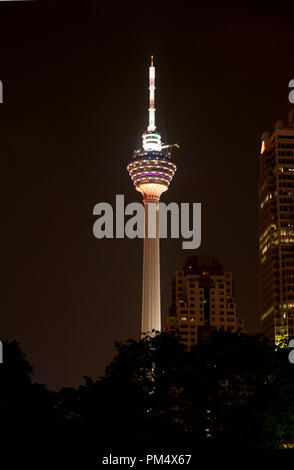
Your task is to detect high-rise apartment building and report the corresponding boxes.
[166,255,244,347]
[259,109,294,345]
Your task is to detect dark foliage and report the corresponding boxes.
[1,332,294,463]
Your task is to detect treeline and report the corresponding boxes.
[1,332,294,463]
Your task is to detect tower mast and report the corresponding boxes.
[148,55,156,132]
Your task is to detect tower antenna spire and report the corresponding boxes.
[148,54,156,131]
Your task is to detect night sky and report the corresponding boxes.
[1,0,294,390]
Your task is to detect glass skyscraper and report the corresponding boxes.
[259,110,294,344]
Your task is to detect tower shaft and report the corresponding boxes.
[141,198,161,334]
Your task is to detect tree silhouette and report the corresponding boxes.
[1,332,294,461]
[55,331,294,450]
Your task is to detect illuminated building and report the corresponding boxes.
[259,110,294,345]
[166,255,244,346]
[127,56,178,335]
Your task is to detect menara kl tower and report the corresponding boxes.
[127,56,178,335]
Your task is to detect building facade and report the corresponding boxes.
[166,255,244,347]
[259,110,294,345]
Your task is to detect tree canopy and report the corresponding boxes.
[1,332,294,463]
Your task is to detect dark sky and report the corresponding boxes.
[1,0,294,390]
